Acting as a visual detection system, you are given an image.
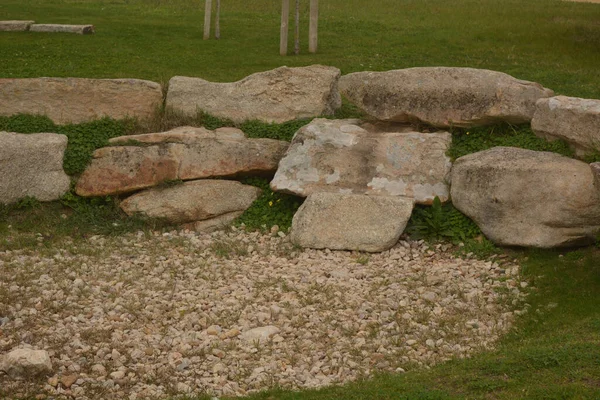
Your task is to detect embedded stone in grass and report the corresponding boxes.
[339,67,554,128]
[165,65,342,123]
[0,77,162,124]
[120,180,261,231]
[290,192,414,252]
[532,96,600,157]
[451,146,600,247]
[0,132,70,204]
[29,24,95,34]
[0,348,53,379]
[0,20,35,31]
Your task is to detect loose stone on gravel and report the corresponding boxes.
[0,228,527,399]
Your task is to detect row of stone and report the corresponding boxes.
[1,66,598,157]
[2,116,600,249]
[0,20,94,34]
[76,117,600,250]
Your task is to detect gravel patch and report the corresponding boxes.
[0,227,527,399]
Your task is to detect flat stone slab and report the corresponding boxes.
[165,65,341,123]
[76,126,289,196]
[291,192,414,252]
[339,67,554,128]
[0,77,162,124]
[270,118,452,204]
[0,132,71,204]
[0,20,35,31]
[532,96,600,157]
[120,180,261,231]
[30,24,94,34]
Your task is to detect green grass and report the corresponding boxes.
[1,0,600,99]
[447,124,576,161]
[1,0,600,399]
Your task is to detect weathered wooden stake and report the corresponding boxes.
[309,0,318,53]
[280,0,290,55]
[203,0,212,40]
[215,0,221,39]
[294,0,300,55]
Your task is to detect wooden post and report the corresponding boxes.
[215,0,221,39]
[280,0,290,55]
[294,0,300,55]
[203,0,212,40]
[309,0,318,53]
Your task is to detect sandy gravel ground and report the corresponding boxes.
[0,227,528,399]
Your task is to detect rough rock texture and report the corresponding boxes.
[120,180,261,230]
[270,119,452,204]
[182,211,245,232]
[240,326,281,344]
[108,126,246,145]
[291,192,414,252]
[0,349,52,379]
[532,96,600,157]
[451,147,600,248]
[0,20,35,31]
[76,127,288,196]
[165,65,342,123]
[29,24,94,34]
[0,78,162,124]
[0,132,71,204]
[339,67,554,128]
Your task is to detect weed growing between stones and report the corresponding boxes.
[406,197,480,243]
[446,123,574,161]
[235,177,304,232]
[0,114,133,175]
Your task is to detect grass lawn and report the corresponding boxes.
[1,0,600,399]
[1,0,600,98]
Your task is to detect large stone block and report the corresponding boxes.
[0,20,35,31]
[76,126,288,196]
[0,132,71,204]
[165,65,341,123]
[120,180,261,231]
[339,67,553,128]
[451,146,600,248]
[291,192,414,252]
[532,96,600,157]
[0,78,162,124]
[270,119,452,204]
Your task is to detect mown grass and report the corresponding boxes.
[1,0,600,99]
[1,0,600,399]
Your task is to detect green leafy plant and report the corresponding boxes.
[235,177,303,232]
[406,196,481,243]
[0,114,56,133]
[14,196,41,210]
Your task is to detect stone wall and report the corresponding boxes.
[2,65,600,250]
